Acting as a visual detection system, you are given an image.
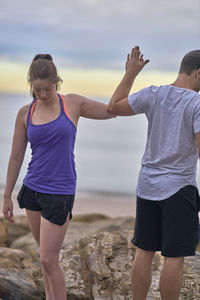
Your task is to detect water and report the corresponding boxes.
[0,92,148,194]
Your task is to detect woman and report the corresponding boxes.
[2,54,114,300]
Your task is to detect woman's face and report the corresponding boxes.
[32,79,57,101]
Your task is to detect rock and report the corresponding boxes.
[72,213,111,223]
[0,214,200,299]
[0,247,44,300]
[60,229,135,300]
[0,219,9,247]
[11,232,40,262]
[182,255,200,299]
[6,215,30,244]
[0,216,30,247]
[63,216,134,247]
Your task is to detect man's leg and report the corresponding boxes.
[131,247,155,300]
[159,186,199,299]
[159,256,184,300]
[131,197,161,299]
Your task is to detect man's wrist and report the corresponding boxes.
[125,70,139,78]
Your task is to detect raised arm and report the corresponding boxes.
[108,46,150,115]
[3,106,28,223]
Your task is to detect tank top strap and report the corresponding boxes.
[27,99,37,125]
[58,94,70,119]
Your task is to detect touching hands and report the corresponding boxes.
[126,46,150,76]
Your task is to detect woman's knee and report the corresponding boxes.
[40,254,59,272]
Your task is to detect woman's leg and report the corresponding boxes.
[25,209,41,243]
[25,209,53,300]
[39,214,70,300]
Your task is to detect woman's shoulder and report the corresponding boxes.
[18,103,31,116]
[62,93,88,106]
[62,93,82,101]
[16,103,32,126]
[61,94,84,124]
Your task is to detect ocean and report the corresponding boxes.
[0,92,148,195]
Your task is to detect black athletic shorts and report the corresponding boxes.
[132,185,200,257]
[17,184,75,225]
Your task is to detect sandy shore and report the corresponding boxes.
[0,187,136,219]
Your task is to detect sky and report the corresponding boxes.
[0,0,199,97]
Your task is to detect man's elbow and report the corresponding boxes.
[107,103,118,115]
[107,104,113,114]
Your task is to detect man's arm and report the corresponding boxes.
[195,132,200,158]
[108,46,149,116]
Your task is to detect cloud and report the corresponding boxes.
[0,0,199,71]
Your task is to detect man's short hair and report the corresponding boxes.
[179,50,200,75]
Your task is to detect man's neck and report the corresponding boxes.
[171,73,195,91]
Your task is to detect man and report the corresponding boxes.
[108,46,200,300]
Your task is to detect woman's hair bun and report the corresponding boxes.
[33,54,53,62]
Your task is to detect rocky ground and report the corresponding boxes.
[0,214,200,299]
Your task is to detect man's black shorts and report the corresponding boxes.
[132,185,200,257]
[17,184,75,225]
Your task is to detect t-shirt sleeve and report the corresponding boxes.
[128,87,151,114]
[193,97,200,133]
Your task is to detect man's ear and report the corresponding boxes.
[195,68,200,78]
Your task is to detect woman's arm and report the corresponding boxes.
[79,95,116,119]
[3,105,29,223]
[64,94,116,126]
[107,46,149,116]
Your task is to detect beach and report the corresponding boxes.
[0,187,136,219]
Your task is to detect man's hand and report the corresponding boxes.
[126,46,150,77]
[3,197,14,224]
[107,46,149,115]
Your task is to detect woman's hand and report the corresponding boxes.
[3,197,14,223]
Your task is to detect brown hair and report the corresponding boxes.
[28,54,63,99]
[179,50,200,75]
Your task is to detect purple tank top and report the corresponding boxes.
[23,94,77,194]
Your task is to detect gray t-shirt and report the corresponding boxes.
[128,85,200,200]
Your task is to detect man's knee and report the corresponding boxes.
[134,247,155,263]
[164,256,184,267]
[162,256,185,273]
